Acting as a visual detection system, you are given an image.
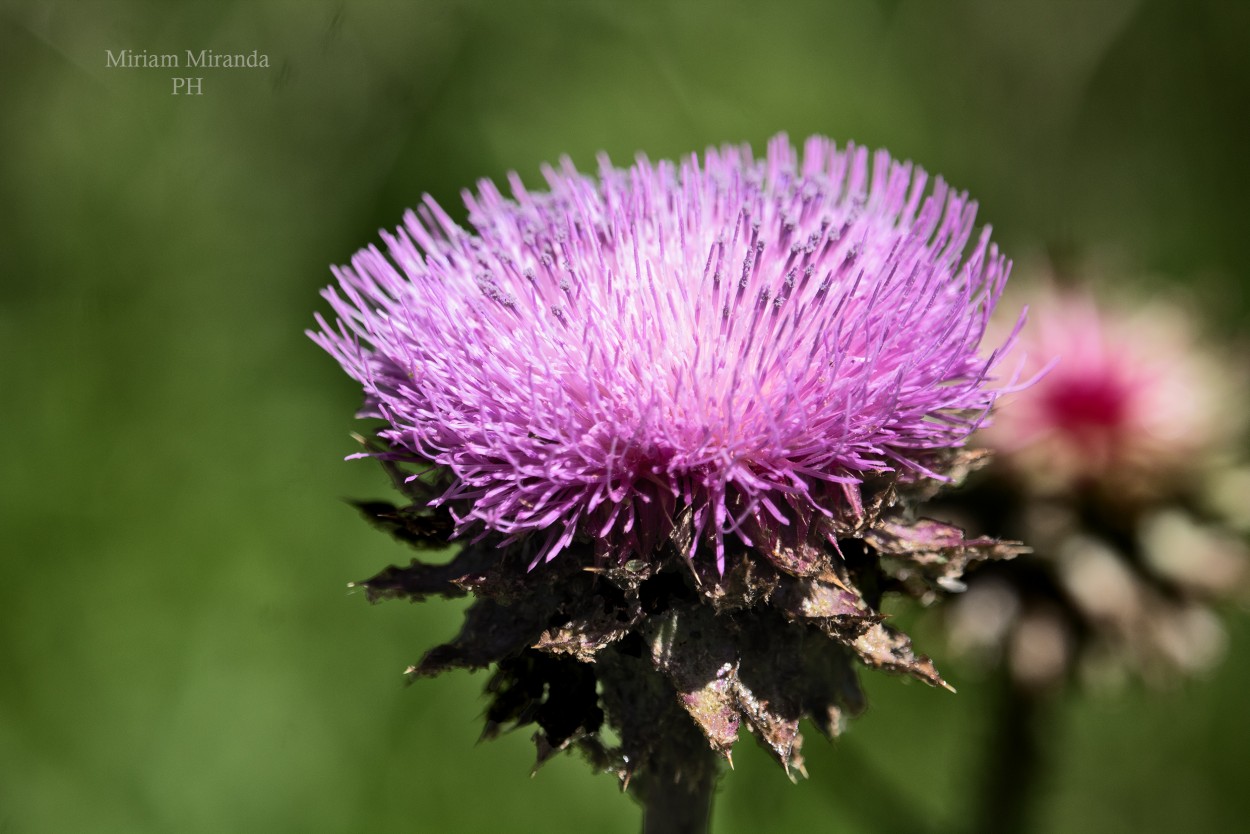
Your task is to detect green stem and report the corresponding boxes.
[598,646,723,834]
[972,675,1053,834]
[635,743,719,834]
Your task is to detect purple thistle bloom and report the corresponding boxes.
[317,136,1033,810]
[312,133,1017,572]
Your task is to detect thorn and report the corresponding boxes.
[681,554,704,588]
[477,722,501,744]
[819,570,852,593]
[724,750,735,770]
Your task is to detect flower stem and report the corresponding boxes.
[635,743,719,834]
[972,675,1054,834]
[597,645,723,834]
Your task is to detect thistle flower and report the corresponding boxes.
[940,280,1249,691]
[313,134,1025,827]
[315,134,1018,570]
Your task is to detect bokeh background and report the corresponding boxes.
[3,1,1249,832]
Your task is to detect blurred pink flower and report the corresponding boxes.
[940,279,1248,691]
[983,288,1238,496]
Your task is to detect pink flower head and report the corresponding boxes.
[312,134,1020,570]
[981,287,1237,494]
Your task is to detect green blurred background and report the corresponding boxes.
[3,1,1248,832]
